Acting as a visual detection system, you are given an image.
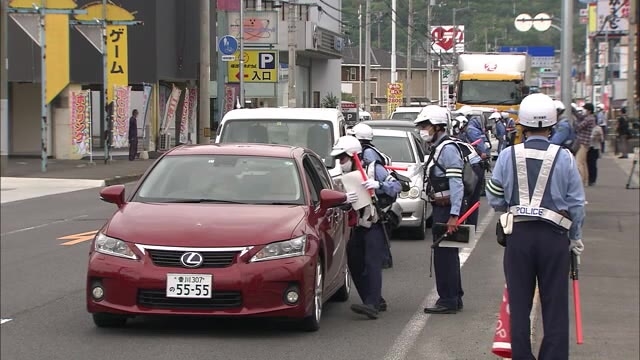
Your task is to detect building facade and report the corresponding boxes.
[340,47,441,118]
[4,0,343,159]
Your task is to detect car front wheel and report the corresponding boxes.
[331,266,351,302]
[301,260,323,332]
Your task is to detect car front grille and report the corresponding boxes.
[147,249,238,268]
[137,289,243,310]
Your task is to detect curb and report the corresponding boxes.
[103,174,145,186]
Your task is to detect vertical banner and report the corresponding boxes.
[179,89,192,144]
[161,86,182,134]
[70,91,91,156]
[224,83,240,115]
[106,25,128,104]
[140,84,153,140]
[187,88,198,143]
[45,14,70,104]
[112,85,131,148]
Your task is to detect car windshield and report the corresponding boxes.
[134,155,304,205]
[391,111,420,121]
[373,135,415,163]
[219,119,334,167]
[458,80,522,105]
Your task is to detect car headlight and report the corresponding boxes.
[250,235,307,262]
[94,233,138,260]
[400,186,421,199]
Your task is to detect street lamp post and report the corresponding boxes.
[452,6,469,95]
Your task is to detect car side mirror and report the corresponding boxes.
[100,185,126,208]
[320,189,347,209]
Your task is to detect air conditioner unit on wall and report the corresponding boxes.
[159,133,172,151]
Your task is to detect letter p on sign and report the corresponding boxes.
[259,52,275,69]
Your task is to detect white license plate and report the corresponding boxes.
[166,274,212,298]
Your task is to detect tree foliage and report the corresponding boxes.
[341,0,586,58]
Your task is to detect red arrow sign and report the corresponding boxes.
[235,72,250,80]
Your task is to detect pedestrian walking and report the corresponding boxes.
[128,109,139,161]
[616,107,631,159]
[486,93,586,360]
[587,124,603,186]
[596,103,607,153]
[574,103,596,187]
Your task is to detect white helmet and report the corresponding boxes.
[518,93,558,128]
[330,135,362,157]
[597,103,605,110]
[553,100,566,112]
[351,123,374,141]
[489,112,502,120]
[456,105,473,116]
[501,111,510,118]
[414,105,449,126]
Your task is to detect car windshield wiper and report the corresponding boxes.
[160,199,248,204]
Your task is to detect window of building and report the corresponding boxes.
[349,68,357,81]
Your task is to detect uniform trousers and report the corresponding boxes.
[504,220,570,360]
[347,223,385,307]
[432,204,463,310]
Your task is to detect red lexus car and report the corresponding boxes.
[87,144,352,331]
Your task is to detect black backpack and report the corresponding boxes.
[428,139,479,197]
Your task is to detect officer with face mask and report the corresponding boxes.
[414,105,466,314]
[331,136,402,319]
[486,93,586,359]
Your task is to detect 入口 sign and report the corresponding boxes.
[227,50,278,83]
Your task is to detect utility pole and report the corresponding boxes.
[406,0,413,106]
[627,0,637,118]
[199,0,210,143]
[560,0,573,110]
[288,0,297,107]
[239,0,245,106]
[364,0,371,111]
[1,0,8,174]
[390,0,396,84]
[377,12,382,48]
[358,3,363,107]
[426,0,433,101]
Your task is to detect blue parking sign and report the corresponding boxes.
[219,36,238,56]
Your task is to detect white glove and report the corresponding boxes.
[362,179,381,190]
[345,191,358,204]
[569,239,584,256]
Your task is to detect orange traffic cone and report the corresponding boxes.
[492,284,512,358]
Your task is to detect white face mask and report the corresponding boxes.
[340,159,353,173]
[420,130,433,142]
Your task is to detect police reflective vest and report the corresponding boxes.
[425,137,460,200]
[508,143,573,230]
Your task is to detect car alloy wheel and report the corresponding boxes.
[301,260,323,331]
[331,266,351,302]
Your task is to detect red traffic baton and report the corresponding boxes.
[384,165,408,171]
[470,138,482,146]
[352,153,375,197]
[431,201,480,248]
[571,253,584,344]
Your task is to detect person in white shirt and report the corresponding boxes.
[587,124,604,186]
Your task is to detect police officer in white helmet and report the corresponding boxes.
[486,93,586,359]
[415,105,466,314]
[331,135,401,319]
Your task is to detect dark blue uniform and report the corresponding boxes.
[487,136,586,359]
[425,133,465,311]
[348,160,401,312]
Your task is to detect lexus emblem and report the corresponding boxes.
[180,252,204,268]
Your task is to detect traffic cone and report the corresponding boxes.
[492,284,512,358]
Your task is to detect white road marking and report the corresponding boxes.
[0,215,88,236]
[1,318,13,325]
[0,177,105,204]
[383,208,497,360]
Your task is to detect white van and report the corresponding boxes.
[215,108,348,178]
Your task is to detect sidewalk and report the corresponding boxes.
[1,157,155,186]
[531,150,640,358]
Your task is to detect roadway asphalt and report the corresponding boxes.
[1,154,638,360]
